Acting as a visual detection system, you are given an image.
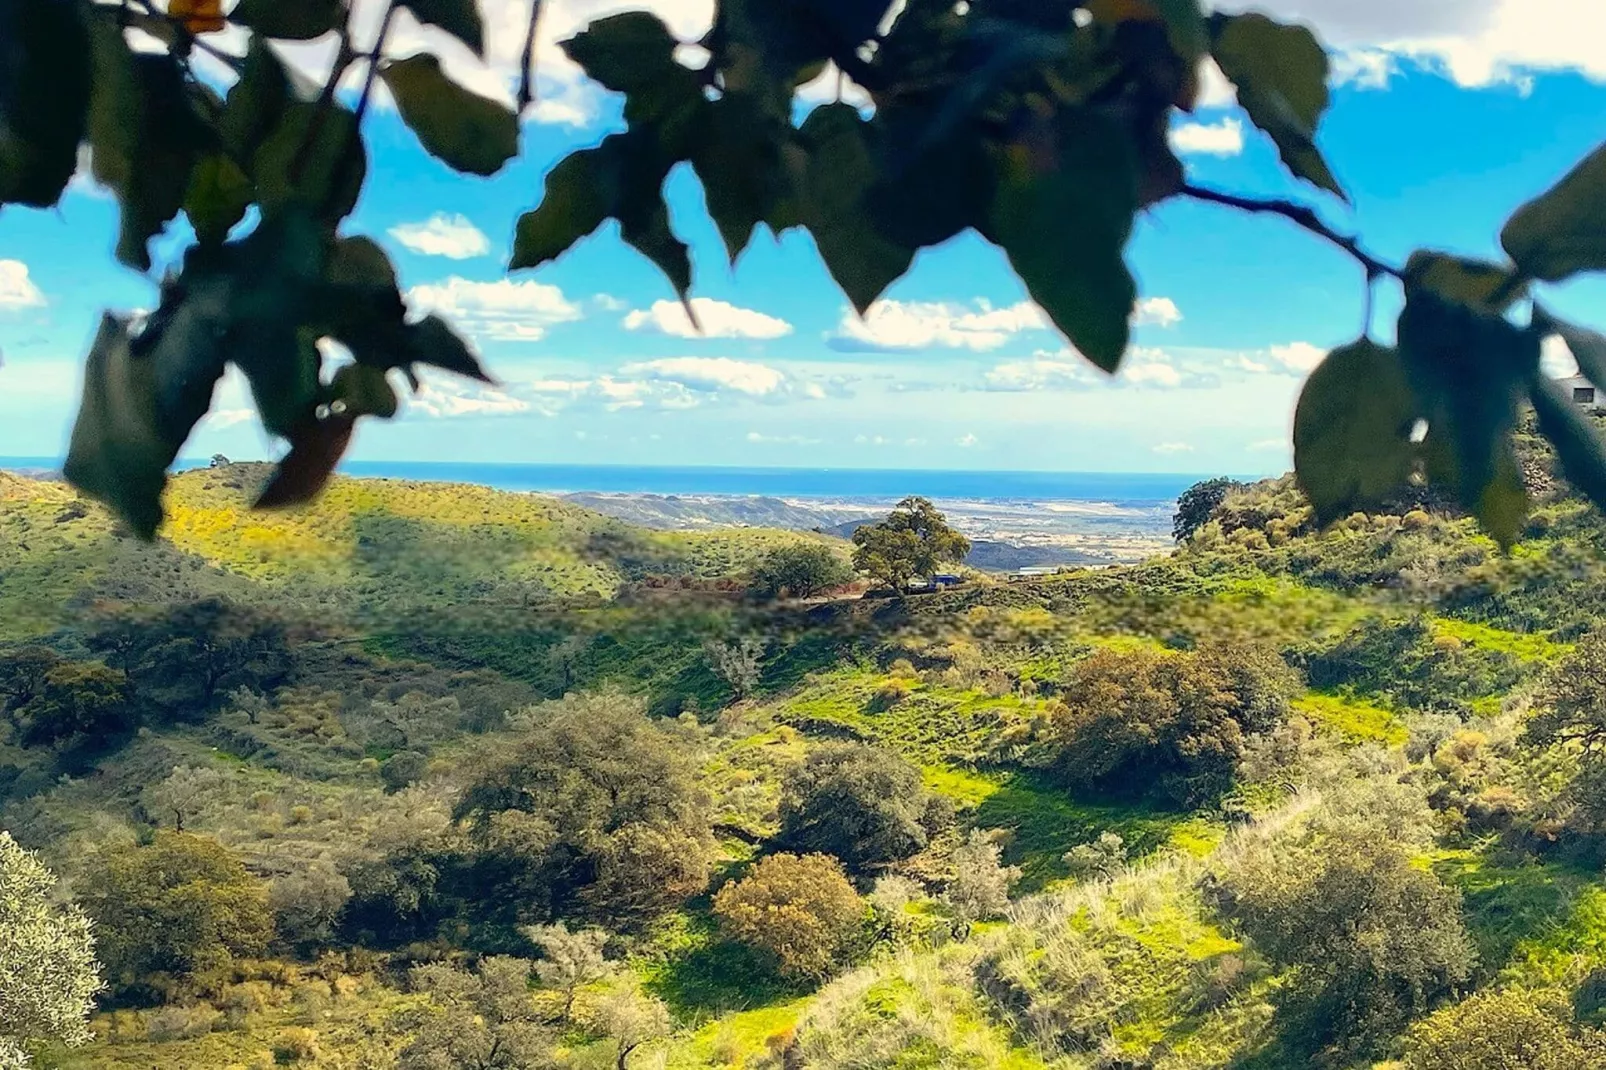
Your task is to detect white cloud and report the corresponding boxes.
[1330,49,1398,88]
[984,347,1196,391]
[623,298,793,340]
[956,433,978,448]
[831,299,1047,352]
[618,356,788,397]
[1543,334,1580,379]
[592,294,629,312]
[204,408,255,429]
[1133,297,1183,328]
[404,277,582,343]
[389,214,491,259]
[1153,442,1195,455]
[409,378,532,418]
[746,431,821,445]
[1268,341,1327,374]
[1220,0,1606,90]
[0,261,45,310]
[1170,117,1245,157]
[1248,438,1288,452]
[855,434,891,447]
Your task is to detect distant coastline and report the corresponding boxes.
[1,457,1233,504]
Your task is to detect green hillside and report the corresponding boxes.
[6,462,1606,1070]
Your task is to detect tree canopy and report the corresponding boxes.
[851,496,972,590]
[8,1,1606,545]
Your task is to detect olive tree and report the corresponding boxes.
[0,833,102,1068]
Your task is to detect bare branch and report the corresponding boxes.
[1180,183,1404,282]
[517,0,544,114]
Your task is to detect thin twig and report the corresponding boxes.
[1180,183,1404,282]
[352,1,398,131]
[124,0,245,73]
[517,0,543,114]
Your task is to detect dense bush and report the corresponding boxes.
[1173,478,1243,543]
[749,543,854,600]
[79,832,274,1003]
[1037,643,1300,806]
[1306,615,1527,714]
[1212,797,1475,1060]
[1400,987,1605,1070]
[713,853,867,980]
[398,957,553,1070]
[455,693,715,929]
[778,742,947,872]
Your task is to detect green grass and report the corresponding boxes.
[1433,844,1606,981]
[1430,616,1571,664]
[1294,691,1409,745]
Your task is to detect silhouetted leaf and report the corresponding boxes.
[332,364,399,419]
[231,0,342,40]
[1293,340,1417,525]
[1531,372,1606,514]
[1088,0,1206,68]
[512,130,691,300]
[0,0,90,208]
[1502,143,1606,283]
[184,154,252,245]
[562,12,680,92]
[404,314,493,383]
[1398,285,1539,547]
[255,414,355,509]
[1405,251,1523,312]
[1209,12,1345,200]
[381,54,519,176]
[219,40,291,161]
[253,101,366,222]
[690,95,788,263]
[799,103,915,314]
[65,314,225,539]
[509,148,612,270]
[801,0,894,48]
[989,110,1138,372]
[401,0,485,57]
[88,19,211,269]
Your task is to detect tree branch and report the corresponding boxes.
[1180,183,1404,282]
[124,0,245,73]
[517,0,543,114]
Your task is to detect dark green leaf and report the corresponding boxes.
[403,314,493,383]
[332,363,399,419]
[400,0,485,57]
[1293,340,1417,525]
[255,414,355,509]
[237,328,323,439]
[184,154,253,245]
[65,313,225,539]
[0,0,90,208]
[988,110,1138,372]
[509,148,613,270]
[380,53,519,176]
[799,103,915,314]
[690,95,788,263]
[801,0,894,48]
[1404,251,1523,312]
[1397,285,1539,547]
[253,101,367,223]
[219,39,291,162]
[1209,12,1345,200]
[1531,372,1606,515]
[562,12,681,93]
[89,17,210,270]
[1502,143,1606,283]
[230,0,342,40]
[1534,306,1606,390]
[620,196,693,304]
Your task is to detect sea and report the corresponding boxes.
[2,458,1216,505]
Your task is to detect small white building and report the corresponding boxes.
[1558,375,1601,410]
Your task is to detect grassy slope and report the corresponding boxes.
[13,469,1606,1069]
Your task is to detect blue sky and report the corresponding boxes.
[3,0,1606,475]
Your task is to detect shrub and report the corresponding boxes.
[269,865,352,952]
[272,1026,321,1064]
[0,833,102,1057]
[1040,643,1300,806]
[1213,811,1475,1058]
[1063,831,1126,880]
[713,853,867,980]
[1401,987,1602,1070]
[1173,478,1241,543]
[144,1004,221,1041]
[945,830,1020,926]
[78,832,274,1003]
[749,543,853,600]
[778,742,945,872]
[380,750,430,793]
